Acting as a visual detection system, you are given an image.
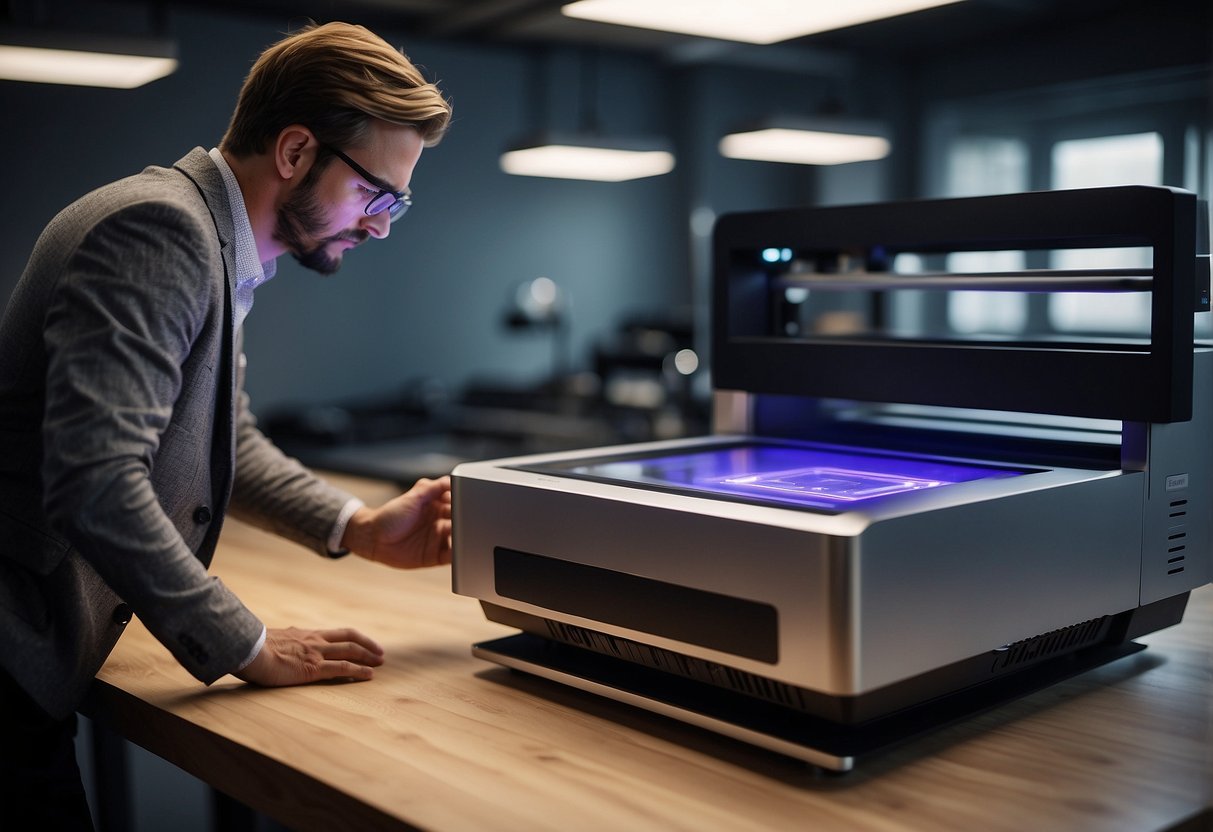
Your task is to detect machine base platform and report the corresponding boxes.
[473,633,1145,771]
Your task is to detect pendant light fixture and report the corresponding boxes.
[501,134,675,181]
[720,115,891,166]
[500,49,675,182]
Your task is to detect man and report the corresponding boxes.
[0,21,453,828]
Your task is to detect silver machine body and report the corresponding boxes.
[452,186,1212,769]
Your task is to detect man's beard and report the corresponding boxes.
[274,163,370,275]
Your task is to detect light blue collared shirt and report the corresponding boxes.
[207,147,277,331]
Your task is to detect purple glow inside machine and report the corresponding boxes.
[530,443,1028,512]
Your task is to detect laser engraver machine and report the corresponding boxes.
[452,186,1212,770]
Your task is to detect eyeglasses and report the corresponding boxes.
[324,145,412,223]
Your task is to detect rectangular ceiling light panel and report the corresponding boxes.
[0,44,177,88]
[562,0,967,44]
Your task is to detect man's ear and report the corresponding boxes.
[274,125,317,181]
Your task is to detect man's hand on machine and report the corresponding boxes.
[341,476,453,568]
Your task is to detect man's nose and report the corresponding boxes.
[362,209,391,240]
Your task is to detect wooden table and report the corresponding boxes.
[87,474,1213,832]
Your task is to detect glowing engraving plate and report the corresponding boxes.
[717,466,946,501]
[528,442,1027,512]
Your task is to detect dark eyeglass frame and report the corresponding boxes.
[324,145,412,222]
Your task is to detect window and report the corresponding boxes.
[928,69,1209,340]
[943,138,1029,336]
[1049,132,1162,334]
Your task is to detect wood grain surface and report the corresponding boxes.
[89,474,1213,832]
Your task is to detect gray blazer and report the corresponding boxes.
[0,148,356,718]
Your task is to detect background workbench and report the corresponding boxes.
[86,474,1213,832]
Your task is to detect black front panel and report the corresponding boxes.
[712,185,1198,422]
[494,547,779,663]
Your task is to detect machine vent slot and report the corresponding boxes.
[1165,501,1187,574]
[991,617,1108,672]
[496,547,777,663]
[543,620,808,711]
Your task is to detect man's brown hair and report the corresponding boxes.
[221,21,452,157]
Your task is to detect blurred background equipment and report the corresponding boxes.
[265,302,708,485]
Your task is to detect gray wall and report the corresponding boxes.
[1,4,1208,420]
[0,7,872,417]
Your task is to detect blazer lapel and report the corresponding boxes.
[172,148,239,522]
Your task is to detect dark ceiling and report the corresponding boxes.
[3,0,1206,77]
[93,0,1196,64]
